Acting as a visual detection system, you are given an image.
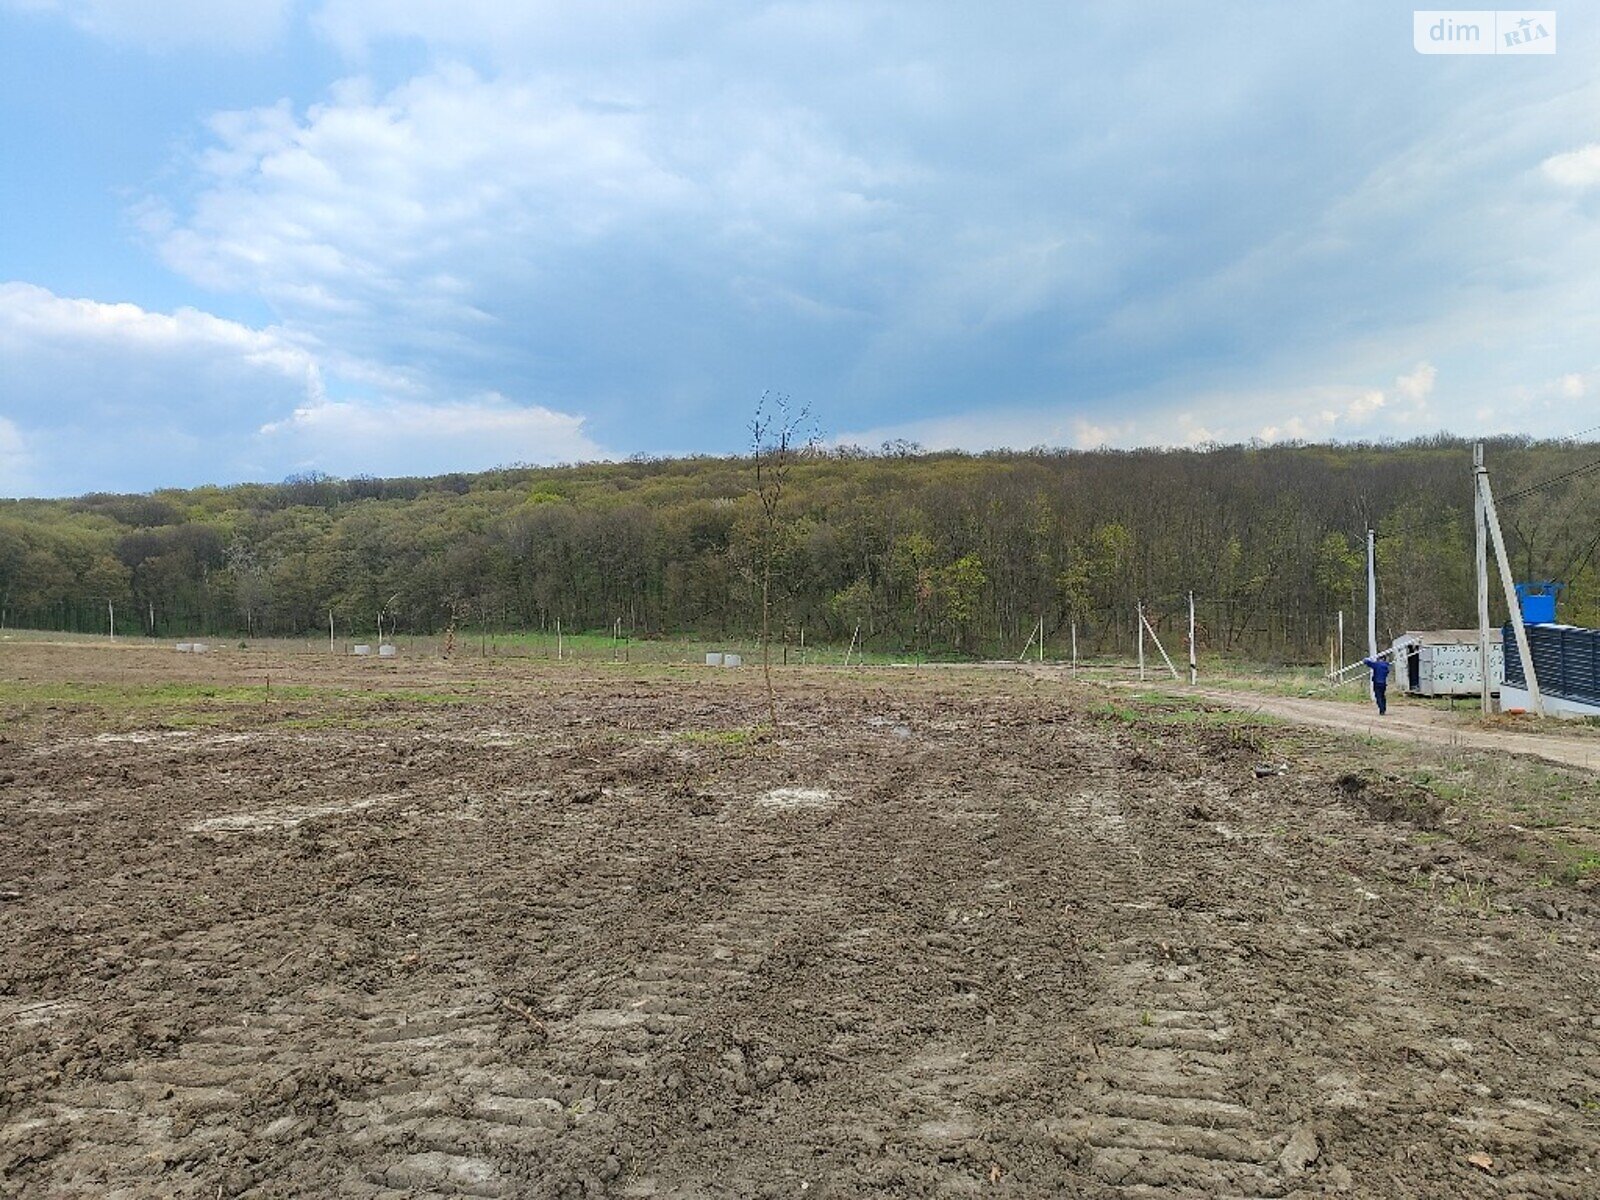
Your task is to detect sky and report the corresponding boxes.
[1,1,1597,497]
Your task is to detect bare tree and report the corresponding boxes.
[750,391,815,734]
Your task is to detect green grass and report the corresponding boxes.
[0,680,474,711]
[675,727,762,746]
[1443,880,1496,914]
[1088,691,1279,729]
[349,627,935,668]
[1409,769,1468,804]
[1551,840,1600,884]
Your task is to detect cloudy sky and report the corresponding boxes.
[1,2,1597,496]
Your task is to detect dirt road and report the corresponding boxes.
[2,646,1598,1197]
[1183,687,1600,773]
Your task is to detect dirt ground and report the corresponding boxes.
[2,642,1598,1198]
[1178,685,1600,774]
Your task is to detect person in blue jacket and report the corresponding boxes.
[1361,655,1391,715]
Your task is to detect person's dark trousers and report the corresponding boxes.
[1374,684,1387,715]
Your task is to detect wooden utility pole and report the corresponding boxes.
[1478,462,1543,715]
[1473,444,1494,714]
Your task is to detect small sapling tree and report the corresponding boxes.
[750,391,816,734]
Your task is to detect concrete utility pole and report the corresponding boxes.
[1136,601,1146,682]
[1187,591,1197,685]
[1473,444,1493,715]
[1366,528,1378,700]
[1477,463,1543,716]
[1140,605,1181,681]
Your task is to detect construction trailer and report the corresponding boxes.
[1391,629,1504,698]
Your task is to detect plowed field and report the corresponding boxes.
[2,642,1598,1198]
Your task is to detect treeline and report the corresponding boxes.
[2,436,1597,661]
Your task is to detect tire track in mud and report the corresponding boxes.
[5,992,343,1197]
[586,729,1098,1197]
[338,770,853,1198]
[1028,779,1293,1199]
[337,984,559,1200]
[333,787,655,1199]
[2,731,625,1200]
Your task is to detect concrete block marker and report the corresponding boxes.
[353,645,372,657]
[379,644,397,658]
[723,653,742,667]
[705,652,724,666]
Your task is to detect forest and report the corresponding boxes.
[1,436,1596,662]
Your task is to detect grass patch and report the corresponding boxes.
[675,727,762,746]
[1088,691,1278,730]
[1551,840,1600,884]
[0,681,470,710]
[273,714,391,731]
[0,678,473,732]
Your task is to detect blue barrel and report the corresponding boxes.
[1515,583,1559,624]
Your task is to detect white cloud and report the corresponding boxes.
[3,0,292,50]
[0,281,322,417]
[1346,389,1386,420]
[835,358,1585,456]
[1559,372,1586,399]
[157,66,891,308]
[0,282,606,494]
[1394,362,1436,403]
[257,392,603,476]
[0,282,324,494]
[161,69,686,301]
[1542,143,1600,188]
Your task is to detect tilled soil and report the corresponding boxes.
[2,654,1598,1198]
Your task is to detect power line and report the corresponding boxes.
[1496,453,1600,505]
[1555,524,1600,583]
[1374,448,1600,543]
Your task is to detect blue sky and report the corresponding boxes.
[1,2,1597,496]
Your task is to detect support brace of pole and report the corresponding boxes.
[1139,607,1182,682]
[1477,469,1543,716]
